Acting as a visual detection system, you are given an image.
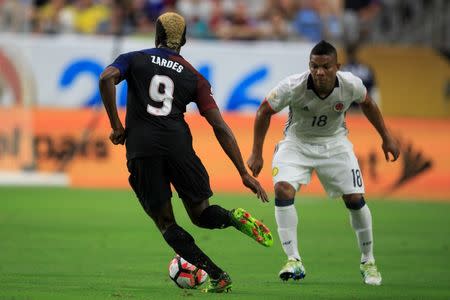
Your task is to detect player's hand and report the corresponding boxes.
[247,153,264,177]
[382,135,400,162]
[109,125,126,145]
[241,173,269,203]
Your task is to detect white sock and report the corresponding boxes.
[275,204,301,261]
[349,204,375,263]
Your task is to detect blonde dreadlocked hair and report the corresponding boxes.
[155,12,186,51]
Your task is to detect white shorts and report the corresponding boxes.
[272,137,364,198]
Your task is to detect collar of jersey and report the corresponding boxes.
[155,46,181,57]
[307,73,339,100]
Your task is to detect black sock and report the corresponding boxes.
[163,224,223,279]
[198,205,232,229]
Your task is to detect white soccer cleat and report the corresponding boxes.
[360,261,382,286]
[279,259,306,281]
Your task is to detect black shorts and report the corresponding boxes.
[127,153,213,214]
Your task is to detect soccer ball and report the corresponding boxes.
[168,254,208,289]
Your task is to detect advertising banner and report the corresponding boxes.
[1,108,448,200]
[1,34,448,117]
[0,33,310,111]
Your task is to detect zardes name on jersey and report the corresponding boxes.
[150,55,184,73]
[266,71,367,143]
[110,47,217,160]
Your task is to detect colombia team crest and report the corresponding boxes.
[333,102,344,112]
[272,167,279,177]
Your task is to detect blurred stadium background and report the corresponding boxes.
[0,0,449,299]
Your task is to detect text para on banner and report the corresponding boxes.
[0,109,448,200]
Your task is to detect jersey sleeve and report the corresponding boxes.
[109,51,137,82]
[195,75,218,115]
[265,77,292,112]
[352,76,368,104]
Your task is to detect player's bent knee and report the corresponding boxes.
[342,193,364,202]
[189,217,201,228]
[184,199,210,228]
[275,182,296,200]
[343,194,366,210]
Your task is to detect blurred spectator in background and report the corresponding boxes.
[176,0,213,39]
[319,0,342,42]
[208,0,227,38]
[293,0,342,42]
[128,0,177,38]
[97,0,134,35]
[292,0,323,42]
[72,0,110,34]
[259,0,299,22]
[129,0,154,37]
[0,0,34,32]
[141,0,176,23]
[342,0,381,43]
[215,0,260,40]
[132,12,154,37]
[35,0,75,34]
[259,0,298,41]
[342,42,379,110]
[259,9,291,41]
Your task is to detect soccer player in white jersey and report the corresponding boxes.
[247,40,400,286]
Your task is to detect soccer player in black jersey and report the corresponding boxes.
[99,12,273,293]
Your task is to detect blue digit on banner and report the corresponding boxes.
[225,66,268,111]
[59,59,103,107]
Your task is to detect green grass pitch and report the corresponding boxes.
[0,187,449,299]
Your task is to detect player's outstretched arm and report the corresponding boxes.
[99,66,125,145]
[359,94,400,162]
[203,108,268,202]
[247,101,276,177]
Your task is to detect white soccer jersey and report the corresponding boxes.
[266,71,367,143]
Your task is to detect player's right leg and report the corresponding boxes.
[272,139,311,281]
[170,203,234,292]
[127,157,229,290]
[274,181,306,281]
[153,202,229,289]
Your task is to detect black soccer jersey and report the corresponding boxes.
[110,47,217,160]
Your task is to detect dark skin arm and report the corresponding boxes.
[203,108,268,202]
[99,66,126,145]
[247,101,276,177]
[360,94,400,161]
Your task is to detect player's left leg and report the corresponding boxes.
[315,138,381,285]
[343,194,382,285]
[182,198,273,247]
[176,200,268,292]
[271,138,312,281]
[169,150,272,247]
[343,194,375,264]
[182,198,231,229]
[274,182,306,281]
